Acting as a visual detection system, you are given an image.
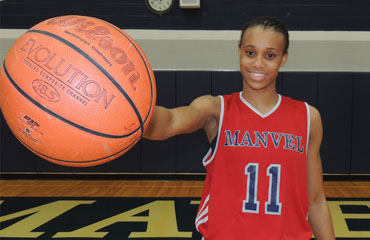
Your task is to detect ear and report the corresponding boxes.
[280,51,289,67]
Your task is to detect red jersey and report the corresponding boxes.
[196,92,312,240]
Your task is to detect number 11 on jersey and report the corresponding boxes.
[243,163,282,215]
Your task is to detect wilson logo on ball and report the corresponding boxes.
[47,16,141,91]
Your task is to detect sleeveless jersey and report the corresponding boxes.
[196,92,312,240]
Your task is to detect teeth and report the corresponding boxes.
[250,72,266,77]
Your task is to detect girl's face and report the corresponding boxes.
[238,26,288,93]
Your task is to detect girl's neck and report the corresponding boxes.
[241,89,279,115]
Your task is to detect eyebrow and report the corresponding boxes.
[244,44,255,48]
[243,44,278,51]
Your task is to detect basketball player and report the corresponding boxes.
[143,17,335,240]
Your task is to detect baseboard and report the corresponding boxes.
[1,172,370,181]
[0,172,207,181]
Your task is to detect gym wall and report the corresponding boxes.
[0,0,369,175]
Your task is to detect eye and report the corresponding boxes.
[246,51,255,56]
[266,53,275,59]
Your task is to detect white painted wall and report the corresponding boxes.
[1,29,370,72]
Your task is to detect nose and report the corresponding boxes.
[252,55,265,69]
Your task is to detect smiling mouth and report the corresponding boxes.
[248,71,268,79]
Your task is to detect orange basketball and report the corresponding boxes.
[0,15,156,167]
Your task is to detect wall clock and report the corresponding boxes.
[146,0,174,14]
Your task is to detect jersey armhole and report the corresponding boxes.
[203,95,224,167]
[210,134,217,152]
[304,102,311,155]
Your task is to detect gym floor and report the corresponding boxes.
[1,178,370,239]
[0,179,369,198]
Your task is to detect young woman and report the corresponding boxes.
[143,17,335,240]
